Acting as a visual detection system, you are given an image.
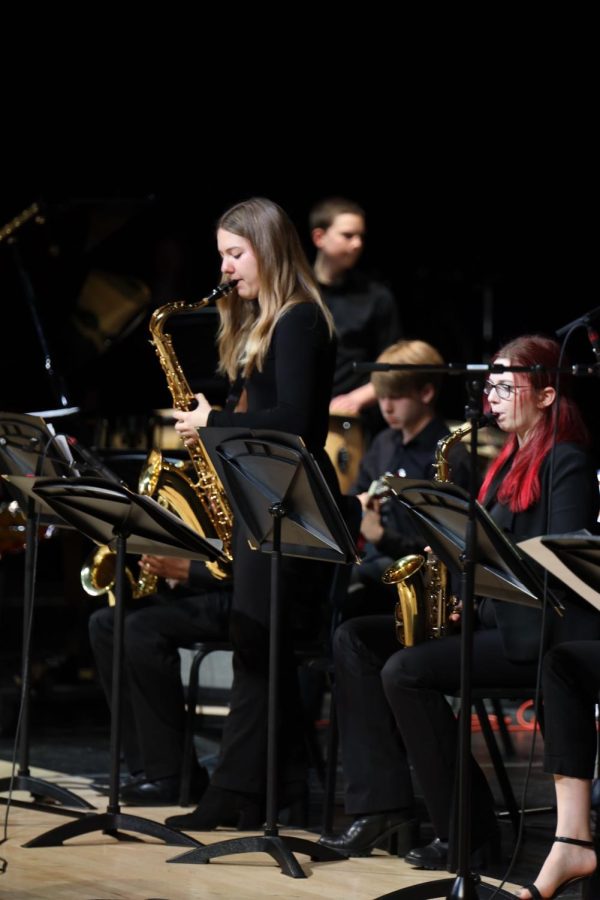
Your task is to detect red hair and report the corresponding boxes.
[478,335,589,512]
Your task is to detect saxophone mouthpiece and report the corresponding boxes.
[205,280,239,305]
[479,412,497,427]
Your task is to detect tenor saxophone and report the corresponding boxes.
[382,419,480,646]
[148,281,238,580]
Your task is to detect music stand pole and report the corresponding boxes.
[168,428,354,877]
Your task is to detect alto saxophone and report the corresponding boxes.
[81,542,156,607]
[148,281,238,580]
[382,419,480,646]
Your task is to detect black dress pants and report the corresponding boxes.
[542,641,600,778]
[89,586,231,781]
[210,527,328,795]
[382,628,538,840]
[333,615,415,815]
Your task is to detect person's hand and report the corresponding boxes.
[449,599,462,623]
[139,555,191,585]
[360,505,384,544]
[356,491,371,512]
[329,383,377,416]
[173,394,212,445]
[330,393,362,415]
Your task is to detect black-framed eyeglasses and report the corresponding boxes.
[483,381,526,400]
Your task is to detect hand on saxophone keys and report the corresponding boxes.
[172,393,212,443]
[138,555,192,586]
[359,501,384,544]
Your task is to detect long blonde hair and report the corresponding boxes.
[215,197,334,380]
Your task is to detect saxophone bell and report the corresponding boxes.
[80,545,156,607]
[382,554,426,647]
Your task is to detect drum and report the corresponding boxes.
[325,414,366,494]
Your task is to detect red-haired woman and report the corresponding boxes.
[385,334,600,869]
[321,335,600,871]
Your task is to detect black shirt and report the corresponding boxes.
[207,301,336,459]
[354,417,471,560]
[319,270,400,396]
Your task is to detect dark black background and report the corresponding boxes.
[0,168,596,451]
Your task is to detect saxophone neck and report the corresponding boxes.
[433,412,494,482]
[150,280,238,335]
[433,421,474,482]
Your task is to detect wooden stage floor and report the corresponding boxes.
[0,763,519,900]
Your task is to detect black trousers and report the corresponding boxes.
[542,641,600,778]
[333,615,415,815]
[88,586,231,781]
[383,627,539,839]
[334,615,538,839]
[210,527,328,795]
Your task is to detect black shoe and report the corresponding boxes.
[164,785,263,831]
[405,831,502,872]
[90,771,146,795]
[318,811,419,858]
[121,768,209,806]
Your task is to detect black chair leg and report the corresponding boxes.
[490,697,516,758]
[179,648,206,807]
[474,698,520,834]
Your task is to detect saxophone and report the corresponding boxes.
[80,281,237,602]
[148,280,238,580]
[382,419,479,646]
[81,542,156,607]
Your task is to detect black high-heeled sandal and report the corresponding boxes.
[521,836,597,899]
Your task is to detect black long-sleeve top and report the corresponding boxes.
[207,302,336,459]
[353,417,471,560]
[482,442,600,660]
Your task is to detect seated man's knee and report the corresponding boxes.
[381,645,428,695]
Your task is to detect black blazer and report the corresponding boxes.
[483,442,600,662]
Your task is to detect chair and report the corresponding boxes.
[453,686,550,835]
[179,640,232,806]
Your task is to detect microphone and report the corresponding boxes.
[556,305,600,338]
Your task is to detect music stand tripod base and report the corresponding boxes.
[169,834,343,879]
[24,811,201,849]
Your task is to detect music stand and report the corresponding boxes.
[370,475,557,900]
[22,476,228,849]
[518,532,600,610]
[168,428,357,878]
[0,412,94,814]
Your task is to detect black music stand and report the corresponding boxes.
[0,412,94,815]
[518,532,600,610]
[22,476,228,849]
[371,476,558,900]
[168,428,357,878]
